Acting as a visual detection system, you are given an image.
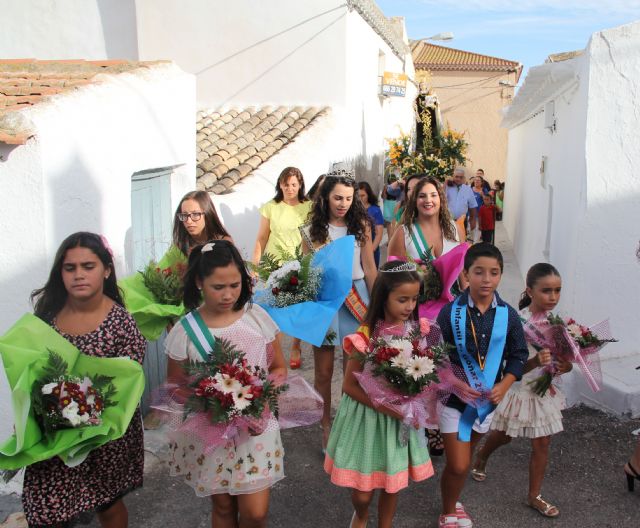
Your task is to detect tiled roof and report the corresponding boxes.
[546,50,583,63]
[411,42,521,75]
[0,59,167,144]
[196,106,328,194]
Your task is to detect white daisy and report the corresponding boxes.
[390,354,410,369]
[41,382,59,395]
[61,401,83,426]
[232,385,254,411]
[395,339,414,359]
[405,356,435,380]
[213,373,242,394]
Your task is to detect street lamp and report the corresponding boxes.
[420,32,454,42]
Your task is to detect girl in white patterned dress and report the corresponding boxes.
[164,240,287,527]
[471,263,572,518]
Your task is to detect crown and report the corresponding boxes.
[326,164,355,181]
[380,262,418,273]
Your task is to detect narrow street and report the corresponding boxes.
[2,224,638,528]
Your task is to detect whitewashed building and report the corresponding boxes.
[502,21,640,417]
[0,60,195,439]
[2,0,419,255]
[136,0,418,255]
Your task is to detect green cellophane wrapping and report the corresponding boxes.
[118,245,187,341]
[0,313,145,470]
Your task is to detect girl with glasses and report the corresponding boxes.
[172,190,232,260]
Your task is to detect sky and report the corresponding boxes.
[377,0,640,84]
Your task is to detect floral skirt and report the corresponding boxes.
[168,428,284,496]
[490,382,565,438]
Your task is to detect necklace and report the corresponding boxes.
[467,307,486,370]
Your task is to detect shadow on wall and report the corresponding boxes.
[96,0,139,60]
[216,200,261,259]
[49,156,104,251]
[197,7,347,106]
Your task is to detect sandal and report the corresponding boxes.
[470,454,488,482]
[455,503,473,527]
[427,428,444,456]
[289,348,302,369]
[438,515,459,528]
[528,495,559,517]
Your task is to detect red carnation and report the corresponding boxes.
[272,287,280,295]
[289,275,299,286]
[374,347,400,363]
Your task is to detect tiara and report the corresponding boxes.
[380,262,418,273]
[326,167,355,181]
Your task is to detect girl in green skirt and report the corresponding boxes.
[324,262,434,528]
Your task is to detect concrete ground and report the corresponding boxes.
[2,222,640,527]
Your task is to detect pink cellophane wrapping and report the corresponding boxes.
[152,373,322,454]
[523,315,614,392]
[353,319,491,429]
[388,243,469,321]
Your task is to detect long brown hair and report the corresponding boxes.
[172,191,229,255]
[402,176,457,241]
[308,176,368,245]
[273,167,307,203]
[32,232,123,323]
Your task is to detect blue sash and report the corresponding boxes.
[451,296,508,441]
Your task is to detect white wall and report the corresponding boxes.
[503,21,640,415]
[504,58,589,316]
[136,0,349,108]
[578,22,640,357]
[0,0,138,60]
[0,63,195,438]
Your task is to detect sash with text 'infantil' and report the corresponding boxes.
[180,311,216,361]
[451,296,508,442]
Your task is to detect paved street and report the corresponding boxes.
[2,224,639,527]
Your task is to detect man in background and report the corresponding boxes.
[446,167,477,240]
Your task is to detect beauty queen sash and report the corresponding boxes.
[409,224,434,262]
[181,311,215,360]
[451,297,508,442]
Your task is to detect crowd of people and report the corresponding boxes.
[6,164,636,528]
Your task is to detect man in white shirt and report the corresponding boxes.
[445,168,477,240]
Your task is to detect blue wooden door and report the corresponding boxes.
[130,167,174,413]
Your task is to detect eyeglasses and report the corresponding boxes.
[177,212,204,222]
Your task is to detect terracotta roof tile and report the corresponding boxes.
[196,104,328,194]
[411,42,521,75]
[0,59,170,145]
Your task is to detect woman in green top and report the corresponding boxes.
[252,167,312,369]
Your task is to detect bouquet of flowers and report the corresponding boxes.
[255,247,322,308]
[178,337,288,449]
[253,236,354,347]
[119,246,188,341]
[412,259,444,304]
[139,260,186,306]
[0,314,145,471]
[352,320,452,431]
[525,313,617,397]
[385,134,426,182]
[31,351,117,433]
